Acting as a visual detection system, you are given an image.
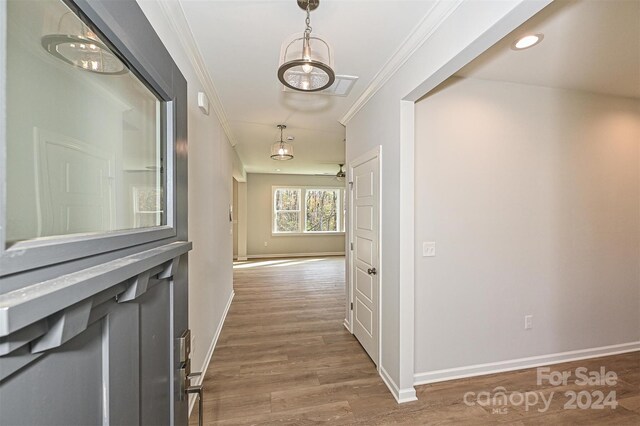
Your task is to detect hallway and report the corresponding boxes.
[192,256,387,424]
[192,257,640,425]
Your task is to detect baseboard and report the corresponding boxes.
[246,252,345,259]
[188,290,235,415]
[343,319,352,333]
[235,256,247,261]
[414,341,640,386]
[379,365,418,404]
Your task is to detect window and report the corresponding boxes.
[5,0,164,245]
[305,189,340,232]
[273,188,301,233]
[273,187,345,234]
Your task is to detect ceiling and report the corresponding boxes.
[456,0,640,99]
[179,0,437,175]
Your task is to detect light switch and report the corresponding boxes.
[423,241,436,257]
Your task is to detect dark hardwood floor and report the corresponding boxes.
[190,256,640,425]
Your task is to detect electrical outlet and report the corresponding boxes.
[524,315,533,330]
[423,242,436,257]
[264,241,268,247]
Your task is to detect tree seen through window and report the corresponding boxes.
[305,189,339,232]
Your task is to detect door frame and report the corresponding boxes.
[0,0,191,424]
[346,145,382,369]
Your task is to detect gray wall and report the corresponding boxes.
[414,77,640,374]
[247,173,345,257]
[137,1,238,390]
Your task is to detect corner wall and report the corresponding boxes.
[345,0,548,400]
[414,77,640,378]
[246,173,345,257]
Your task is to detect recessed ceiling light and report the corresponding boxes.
[511,33,544,50]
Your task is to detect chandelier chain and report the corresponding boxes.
[305,5,312,36]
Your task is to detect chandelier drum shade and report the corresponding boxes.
[41,11,127,75]
[271,125,294,161]
[278,0,335,92]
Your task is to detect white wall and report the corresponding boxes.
[345,0,546,397]
[414,77,640,375]
[137,0,239,384]
[246,173,345,257]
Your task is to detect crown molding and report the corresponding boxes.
[156,0,238,147]
[338,0,463,126]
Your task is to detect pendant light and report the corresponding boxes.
[335,164,346,182]
[42,11,127,75]
[278,0,335,92]
[271,125,294,161]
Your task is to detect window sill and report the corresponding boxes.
[271,232,345,237]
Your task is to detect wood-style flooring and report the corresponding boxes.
[190,256,640,425]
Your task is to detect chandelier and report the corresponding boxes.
[270,125,294,161]
[277,0,335,92]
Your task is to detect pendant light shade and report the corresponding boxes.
[278,0,335,92]
[42,12,127,75]
[271,125,294,161]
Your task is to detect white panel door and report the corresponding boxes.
[351,153,379,365]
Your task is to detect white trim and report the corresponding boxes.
[414,342,640,386]
[397,101,415,396]
[272,186,302,233]
[345,173,354,335]
[188,290,235,416]
[376,148,383,372]
[403,0,553,102]
[349,146,381,169]
[380,365,418,404]
[245,252,345,259]
[156,0,237,147]
[343,318,352,333]
[339,0,463,125]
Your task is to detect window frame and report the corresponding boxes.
[272,187,302,234]
[0,0,185,277]
[272,186,346,236]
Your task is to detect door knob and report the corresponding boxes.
[367,267,377,275]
